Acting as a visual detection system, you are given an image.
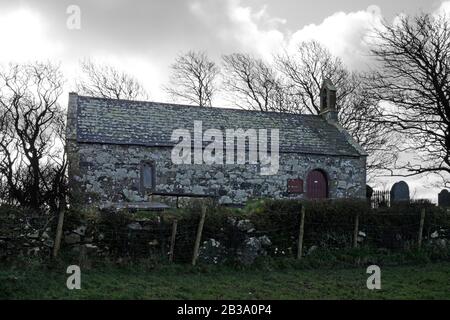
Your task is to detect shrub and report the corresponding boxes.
[247,199,369,254]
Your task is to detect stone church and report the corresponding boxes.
[66,81,367,206]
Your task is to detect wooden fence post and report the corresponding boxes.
[297,205,306,260]
[79,245,88,269]
[353,213,360,248]
[159,214,167,257]
[52,209,65,258]
[192,204,206,266]
[418,208,426,249]
[169,220,178,262]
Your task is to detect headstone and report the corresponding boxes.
[438,189,450,207]
[390,181,410,204]
[366,185,373,200]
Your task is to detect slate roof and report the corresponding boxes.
[72,95,366,157]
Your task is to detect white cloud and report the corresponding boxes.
[190,0,286,60]
[437,1,450,15]
[286,5,383,70]
[190,1,385,69]
[0,7,63,63]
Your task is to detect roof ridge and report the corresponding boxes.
[75,93,320,119]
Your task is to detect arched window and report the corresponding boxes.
[306,169,328,199]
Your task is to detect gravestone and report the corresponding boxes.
[366,185,373,200]
[438,189,450,207]
[390,181,410,204]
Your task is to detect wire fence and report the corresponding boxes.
[64,207,450,263]
[1,204,450,264]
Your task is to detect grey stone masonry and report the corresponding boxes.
[66,92,367,206]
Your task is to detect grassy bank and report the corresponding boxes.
[1,261,449,300]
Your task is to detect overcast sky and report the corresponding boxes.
[0,0,449,200]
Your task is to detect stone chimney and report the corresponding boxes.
[319,79,338,122]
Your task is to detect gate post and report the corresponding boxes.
[418,208,426,249]
[353,213,360,248]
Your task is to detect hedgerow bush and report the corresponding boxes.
[362,205,450,249]
[244,199,369,254]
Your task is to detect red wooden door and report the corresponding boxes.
[306,170,328,199]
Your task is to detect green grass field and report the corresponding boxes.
[1,262,449,299]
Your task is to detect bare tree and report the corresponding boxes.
[165,51,219,107]
[0,62,67,211]
[276,41,354,115]
[368,13,450,179]
[276,41,397,176]
[222,53,302,113]
[76,59,149,100]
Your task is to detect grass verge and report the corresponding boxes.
[1,260,449,300]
